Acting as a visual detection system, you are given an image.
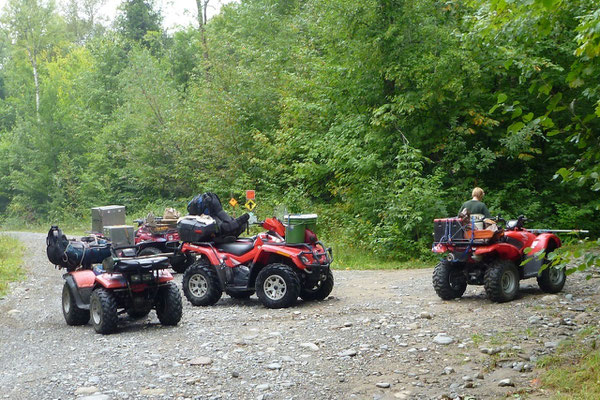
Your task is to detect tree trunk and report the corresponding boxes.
[26,48,40,121]
[196,0,211,69]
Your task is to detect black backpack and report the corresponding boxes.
[46,226,69,267]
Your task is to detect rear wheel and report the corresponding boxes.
[156,281,183,326]
[182,260,222,306]
[432,261,467,300]
[300,269,334,301]
[62,283,90,326]
[90,288,118,334]
[484,259,519,303]
[256,263,301,309]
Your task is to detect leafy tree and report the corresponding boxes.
[1,0,60,120]
[116,0,162,44]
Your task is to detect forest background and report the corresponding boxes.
[0,0,599,265]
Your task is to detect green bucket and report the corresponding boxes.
[284,214,318,244]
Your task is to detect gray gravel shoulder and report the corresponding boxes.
[1,232,599,400]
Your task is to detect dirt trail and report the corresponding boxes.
[1,232,599,400]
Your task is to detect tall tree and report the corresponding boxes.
[116,0,162,43]
[1,0,58,120]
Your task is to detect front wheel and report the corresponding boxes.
[256,263,301,309]
[182,260,222,306]
[484,259,519,303]
[432,261,467,300]
[62,283,90,326]
[156,281,183,326]
[300,269,334,301]
[90,288,118,334]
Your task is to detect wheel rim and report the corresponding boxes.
[62,289,71,314]
[501,270,517,293]
[91,298,101,325]
[263,275,287,300]
[189,274,208,298]
[549,267,564,285]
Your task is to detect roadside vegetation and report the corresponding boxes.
[0,0,598,267]
[0,235,25,296]
[539,326,600,399]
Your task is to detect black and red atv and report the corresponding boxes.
[178,216,334,309]
[47,226,183,334]
[431,215,565,302]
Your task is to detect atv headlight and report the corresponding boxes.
[300,255,311,265]
[142,273,154,282]
[130,274,142,283]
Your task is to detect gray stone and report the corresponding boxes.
[528,316,542,324]
[541,295,559,303]
[75,387,99,395]
[498,379,514,387]
[338,349,357,357]
[300,342,319,351]
[189,357,213,366]
[442,367,455,375]
[256,384,270,391]
[376,382,391,388]
[419,312,433,319]
[433,334,454,345]
[266,363,282,370]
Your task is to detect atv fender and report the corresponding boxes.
[474,243,522,262]
[64,272,94,310]
[95,273,128,289]
[530,233,561,253]
[522,233,561,278]
[181,243,221,265]
[255,245,303,268]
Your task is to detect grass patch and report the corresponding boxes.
[0,234,26,296]
[331,246,432,270]
[539,327,600,399]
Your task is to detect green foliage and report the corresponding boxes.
[0,0,598,264]
[539,326,600,399]
[0,234,25,296]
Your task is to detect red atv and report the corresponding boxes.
[180,217,333,309]
[431,215,565,302]
[134,218,193,273]
[48,227,183,334]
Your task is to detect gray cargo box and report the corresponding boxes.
[103,225,135,248]
[92,205,125,233]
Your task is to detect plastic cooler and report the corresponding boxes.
[284,214,318,244]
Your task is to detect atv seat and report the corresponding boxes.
[216,241,255,256]
[113,256,170,273]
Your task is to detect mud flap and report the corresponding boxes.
[522,254,544,279]
[64,274,92,310]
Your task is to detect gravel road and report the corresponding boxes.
[1,232,599,400]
